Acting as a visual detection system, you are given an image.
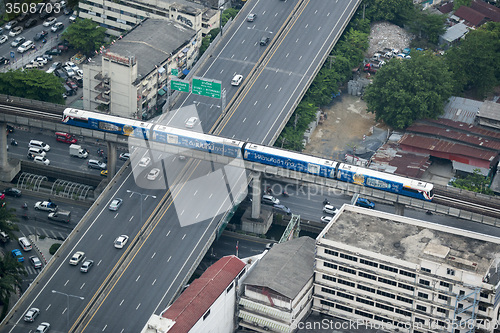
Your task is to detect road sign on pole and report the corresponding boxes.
[192,77,222,99]
[171,68,179,76]
[170,80,189,93]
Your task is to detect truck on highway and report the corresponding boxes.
[69,144,88,158]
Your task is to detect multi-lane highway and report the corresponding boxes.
[1,0,362,332]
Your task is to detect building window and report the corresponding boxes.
[375,303,394,312]
[395,308,411,317]
[360,259,378,267]
[398,282,414,291]
[374,315,392,323]
[400,270,416,278]
[415,317,425,324]
[378,277,397,286]
[337,278,355,288]
[480,292,488,299]
[459,290,465,296]
[324,262,337,269]
[438,294,449,301]
[356,297,374,306]
[203,309,210,320]
[397,295,413,304]
[447,268,455,276]
[320,299,335,307]
[358,284,376,294]
[340,253,358,262]
[377,290,395,299]
[437,307,447,314]
[322,274,336,282]
[226,282,234,293]
[419,279,430,286]
[355,309,373,318]
[440,281,450,288]
[379,264,398,273]
[416,304,427,312]
[418,292,428,299]
[337,291,354,300]
[321,287,336,295]
[421,267,431,273]
[479,305,487,312]
[336,304,353,313]
[359,272,377,280]
[325,249,338,256]
[339,266,356,275]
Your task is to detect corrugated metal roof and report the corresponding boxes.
[471,0,500,22]
[454,6,490,26]
[162,255,246,333]
[407,123,500,151]
[439,2,454,13]
[441,23,469,43]
[399,134,497,161]
[441,96,482,124]
[370,142,431,178]
[478,101,500,121]
[428,118,500,140]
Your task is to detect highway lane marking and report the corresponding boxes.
[267,104,271,109]
[180,209,185,215]
[327,12,330,16]
[114,213,119,219]
[253,100,257,106]
[209,193,213,198]
[182,234,186,240]
[257,120,261,126]
[166,230,170,237]
[194,190,198,196]
[136,303,141,310]
[279,87,282,91]
[309,41,312,45]
[315,10,318,14]
[168,256,171,262]
[286,53,289,58]
[64,280,69,286]
[45,304,51,311]
[102,324,107,331]
[80,283,85,289]
[119,299,124,306]
[265,84,268,89]
[305,24,309,28]
[136,275,140,282]
[129,216,134,222]
[151,252,156,259]
[299,56,302,60]
[152,279,156,286]
[242,117,246,122]
[318,26,321,31]
[98,260,102,266]
[98,234,103,240]
[63,308,67,315]
[296,38,299,43]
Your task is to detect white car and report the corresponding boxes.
[185,116,198,128]
[17,40,34,53]
[138,156,151,167]
[80,260,93,273]
[323,204,339,215]
[69,251,85,265]
[51,22,64,32]
[147,168,160,180]
[43,17,57,26]
[231,74,243,86]
[35,322,50,333]
[320,216,333,223]
[33,156,50,165]
[35,57,48,65]
[64,66,75,77]
[65,61,79,72]
[0,35,8,44]
[24,307,40,322]
[114,235,129,249]
[76,69,83,77]
[8,26,23,37]
[34,201,57,212]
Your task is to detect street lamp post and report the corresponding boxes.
[51,290,84,329]
[126,190,156,225]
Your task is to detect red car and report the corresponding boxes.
[66,80,78,91]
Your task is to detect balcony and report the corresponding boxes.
[95,93,110,104]
[95,82,110,93]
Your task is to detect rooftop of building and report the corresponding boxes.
[121,0,207,13]
[454,6,490,26]
[369,141,431,178]
[478,100,500,121]
[243,237,316,300]
[438,2,454,14]
[105,18,195,80]
[441,96,482,124]
[161,255,246,333]
[320,205,500,278]
[441,22,469,42]
[471,0,500,22]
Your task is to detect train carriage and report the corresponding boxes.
[243,143,338,178]
[337,163,434,201]
[62,108,153,140]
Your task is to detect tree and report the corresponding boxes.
[364,52,455,129]
[61,18,107,56]
[450,169,493,195]
[364,0,415,26]
[409,11,446,45]
[445,22,500,98]
[220,8,239,27]
[0,202,19,241]
[0,69,65,104]
[453,0,472,10]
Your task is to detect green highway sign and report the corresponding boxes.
[192,77,222,99]
[171,68,178,76]
[170,80,189,93]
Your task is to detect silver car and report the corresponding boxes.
[109,198,123,211]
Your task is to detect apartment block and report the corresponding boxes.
[313,205,500,333]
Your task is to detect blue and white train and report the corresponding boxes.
[62,108,434,201]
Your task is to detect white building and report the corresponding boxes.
[79,0,219,37]
[83,18,199,119]
[238,237,316,333]
[314,204,500,333]
[141,255,248,333]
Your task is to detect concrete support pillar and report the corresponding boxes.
[394,202,405,216]
[107,141,117,179]
[250,171,262,219]
[0,122,21,182]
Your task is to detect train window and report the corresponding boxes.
[70,117,89,124]
[366,178,390,189]
[308,164,320,174]
[403,187,420,194]
[98,122,121,132]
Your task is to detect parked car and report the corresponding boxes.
[0,35,8,44]
[65,61,79,72]
[66,79,78,90]
[17,40,34,53]
[45,48,62,56]
[46,62,61,74]
[12,249,24,262]
[0,56,8,66]
[30,256,42,269]
[9,26,23,37]
[51,22,64,32]
[5,21,18,30]
[64,66,75,77]
[11,36,25,47]
[43,17,57,27]
[24,18,38,28]
[34,30,48,41]
[55,69,68,80]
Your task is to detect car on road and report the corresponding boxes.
[3,187,22,197]
[12,249,24,262]
[24,18,38,28]
[261,195,280,205]
[114,235,129,249]
[35,322,50,333]
[51,22,64,32]
[34,56,48,65]
[34,30,48,41]
[80,260,93,273]
[323,204,339,215]
[24,307,40,322]
[9,26,23,37]
[45,48,62,56]
[231,74,243,86]
[147,168,161,180]
[138,156,151,167]
[119,152,130,160]
[246,13,257,22]
[320,215,333,223]
[185,116,198,128]
[10,36,25,47]
[260,36,270,46]
[34,201,58,212]
[273,204,291,215]
[356,197,375,209]
[43,17,57,27]
[33,156,50,165]
[87,159,106,170]
[17,40,34,53]
[30,256,43,269]
[0,35,8,44]
[69,251,85,265]
[109,198,123,211]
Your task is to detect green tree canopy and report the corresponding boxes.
[364,52,454,129]
[0,69,65,104]
[61,18,107,56]
[445,22,500,98]
[409,11,446,45]
[450,169,493,195]
[364,0,415,26]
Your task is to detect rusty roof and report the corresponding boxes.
[471,0,500,22]
[454,6,490,26]
[439,2,454,13]
[370,142,431,178]
[427,118,500,140]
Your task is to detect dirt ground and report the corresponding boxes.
[303,95,378,160]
